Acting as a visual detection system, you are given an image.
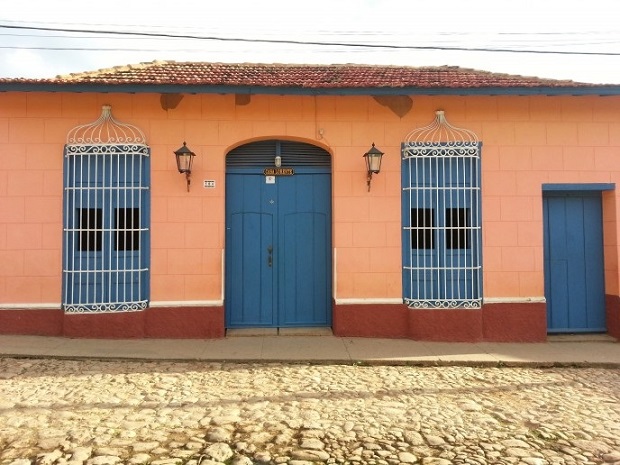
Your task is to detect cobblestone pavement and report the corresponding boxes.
[1,358,619,465]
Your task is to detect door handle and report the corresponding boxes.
[267,245,273,267]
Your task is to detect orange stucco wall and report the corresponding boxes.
[1,91,619,310]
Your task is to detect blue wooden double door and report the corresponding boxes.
[225,140,332,328]
[543,190,606,333]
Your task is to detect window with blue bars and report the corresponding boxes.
[401,142,482,309]
[62,145,150,313]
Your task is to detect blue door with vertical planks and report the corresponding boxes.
[225,140,332,328]
[543,190,606,333]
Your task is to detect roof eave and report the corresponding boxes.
[1,82,619,96]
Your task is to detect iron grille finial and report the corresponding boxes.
[404,110,479,144]
[66,105,147,145]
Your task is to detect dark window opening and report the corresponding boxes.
[77,208,102,251]
[446,208,471,249]
[411,208,434,249]
[115,208,140,251]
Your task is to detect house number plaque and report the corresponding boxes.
[264,168,294,176]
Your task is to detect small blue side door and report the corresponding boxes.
[543,191,606,332]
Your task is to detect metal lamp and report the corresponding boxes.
[363,143,384,191]
[173,142,196,192]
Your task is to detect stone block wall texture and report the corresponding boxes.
[1,92,619,339]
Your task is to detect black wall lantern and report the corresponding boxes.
[363,143,384,191]
[173,142,196,192]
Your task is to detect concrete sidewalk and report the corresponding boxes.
[0,333,619,366]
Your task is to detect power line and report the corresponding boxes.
[2,17,619,37]
[1,23,619,56]
[0,32,169,41]
[0,46,199,52]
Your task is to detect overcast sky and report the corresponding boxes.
[1,0,619,84]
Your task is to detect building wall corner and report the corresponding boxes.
[606,294,620,340]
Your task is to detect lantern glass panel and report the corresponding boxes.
[177,154,193,173]
[367,153,382,173]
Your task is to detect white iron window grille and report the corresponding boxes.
[62,105,150,313]
[401,111,482,309]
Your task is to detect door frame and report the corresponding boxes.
[542,183,614,333]
[224,139,333,328]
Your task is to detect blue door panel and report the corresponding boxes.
[280,211,330,326]
[227,211,274,326]
[278,173,331,326]
[225,172,276,327]
[544,193,606,332]
[582,197,607,330]
[547,259,570,330]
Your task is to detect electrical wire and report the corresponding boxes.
[1,23,619,56]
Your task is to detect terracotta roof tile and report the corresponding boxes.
[0,61,598,89]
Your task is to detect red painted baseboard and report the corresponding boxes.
[606,294,620,340]
[146,306,225,338]
[62,306,226,338]
[4,298,615,342]
[0,309,63,336]
[333,304,408,338]
[482,302,547,342]
[409,308,484,342]
[333,302,547,342]
[63,311,146,338]
[0,306,225,339]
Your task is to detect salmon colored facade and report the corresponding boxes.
[1,68,620,341]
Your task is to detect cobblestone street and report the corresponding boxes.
[0,357,619,465]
